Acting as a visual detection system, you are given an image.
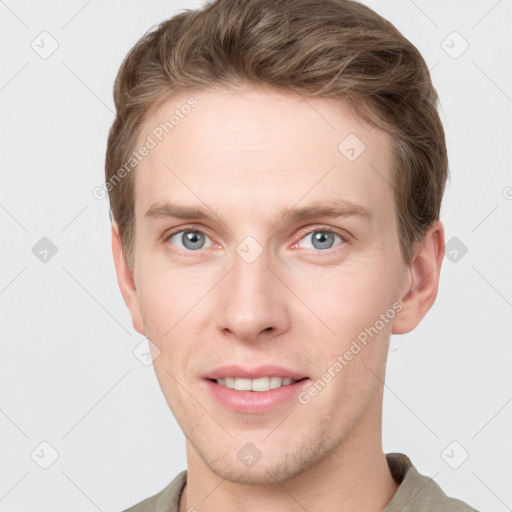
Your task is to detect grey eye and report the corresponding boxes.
[299,230,342,250]
[170,230,211,251]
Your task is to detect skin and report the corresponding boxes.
[112,85,445,512]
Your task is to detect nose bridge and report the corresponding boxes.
[215,239,289,340]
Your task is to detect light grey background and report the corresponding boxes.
[1,1,511,510]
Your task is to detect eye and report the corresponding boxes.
[297,229,345,251]
[168,229,213,251]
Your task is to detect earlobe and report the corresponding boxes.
[391,221,445,335]
[111,222,145,336]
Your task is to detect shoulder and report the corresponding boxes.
[385,453,479,512]
[400,465,479,512]
[122,470,187,512]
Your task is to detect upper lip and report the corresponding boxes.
[204,365,308,380]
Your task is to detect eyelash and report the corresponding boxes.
[164,225,347,254]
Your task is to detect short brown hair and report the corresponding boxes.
[105,0,448,271]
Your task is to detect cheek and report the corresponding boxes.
[134,279,177,353]
[290,257,397,337]
[293,260,399,395]
[135,263,219,374]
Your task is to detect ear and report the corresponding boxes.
[111,221,145,336]
[392,220,445,335]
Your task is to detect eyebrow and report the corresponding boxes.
[145,199,373,225]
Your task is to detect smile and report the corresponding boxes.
[213,376,302,392]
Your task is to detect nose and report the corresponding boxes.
[215,245,291,343]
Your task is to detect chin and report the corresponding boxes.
[201,442,328,486]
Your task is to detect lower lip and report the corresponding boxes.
[203,378,310,414]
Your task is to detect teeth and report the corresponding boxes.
[215,376,298,392]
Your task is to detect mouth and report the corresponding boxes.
[207,376,309,392]
[203,373,311,414]
[202,365,310,413]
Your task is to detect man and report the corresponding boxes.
[105,0,478,510]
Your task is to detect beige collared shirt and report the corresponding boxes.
[123,452,478,512]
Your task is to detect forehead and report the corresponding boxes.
[134,86,396,228]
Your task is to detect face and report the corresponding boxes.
[113,85,438,485]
